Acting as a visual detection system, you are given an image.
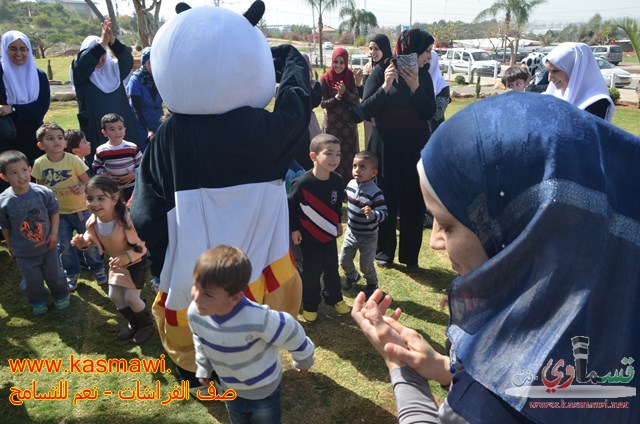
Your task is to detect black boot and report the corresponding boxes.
[132,307,155,344]
[117,307,137,340]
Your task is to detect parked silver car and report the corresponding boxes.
[596,58,632,88]
[590,45,623,65]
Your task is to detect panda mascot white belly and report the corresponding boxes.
[130,1,310,381]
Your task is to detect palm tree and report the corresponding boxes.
[302,0,353,67]
[474,0,514,63]
[338,5,378,39]
[511,0,546,65]
[475,0,546,65]
[614,18,640,64]
[614,18,640,105]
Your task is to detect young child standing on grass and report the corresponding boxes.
[92,113,142,202]
[71,176,154,344]
[188,245,314,424]
[340,151,387,299]
[32,123,106,290]
[64,129,94,170]
[0,150,70,314]
[288,134,349,322]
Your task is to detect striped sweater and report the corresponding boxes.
[288,171,344,244]
[92,140,142,189]
[345,178,387,233]
[188,297,314,400]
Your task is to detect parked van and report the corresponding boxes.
[590,45,623,65]
[440,48,500,78]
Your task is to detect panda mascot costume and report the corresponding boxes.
[130,1,309,382]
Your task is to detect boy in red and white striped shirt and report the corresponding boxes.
[92,113,141,202]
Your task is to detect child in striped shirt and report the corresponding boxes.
[340,151,387,299]
[188,245,314,424]
[92,113,141,202]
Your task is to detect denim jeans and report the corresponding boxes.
[225,385,281,424]
[58,210,104,277]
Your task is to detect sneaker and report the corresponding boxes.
[302,310,317,322]
[33,302,48,315]
[333,301,350,315]
[375,253,393,267]
[342,274,361,291]
[150,277,161,294]
[364,284,379,300]
[54,295,70,310]
[94,270,108,285]
[67,275,79,292]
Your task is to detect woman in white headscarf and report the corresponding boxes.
[427,50,450,134]
[71,18,137,155]
[543,42,614,121]
[0,31,51,165]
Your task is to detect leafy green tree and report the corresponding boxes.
[338,4,377,39]
[301,0,353,67]
[291,24,312,35]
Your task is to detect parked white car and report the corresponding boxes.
[350,54,370,69]
[440,48,500,79]
[596,58,632,88]
[323,42,334,50]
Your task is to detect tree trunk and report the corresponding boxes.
[105,0,118,35]
[83,0,104,21]
[132,1,150,47]
[318,14,324,68]
[512,35,520,67]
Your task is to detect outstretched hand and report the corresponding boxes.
[351,290,405,370]
[352,289,452,386]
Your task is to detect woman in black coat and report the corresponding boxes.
[360,29,436,272]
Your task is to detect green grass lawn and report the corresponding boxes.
[3,93,640,423]
[35,57,73,83]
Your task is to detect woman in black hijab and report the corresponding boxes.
[360,29,436,272]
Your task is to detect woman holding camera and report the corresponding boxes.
[360,29,436,272]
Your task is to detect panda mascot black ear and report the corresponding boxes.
[176,2,191,14]
[243,1,265,26]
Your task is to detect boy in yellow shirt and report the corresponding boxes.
[32,123,106,290]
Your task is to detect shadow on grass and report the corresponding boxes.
[0,246,167,369]
[407,266,457,293]
[282,369,397,423]
[0,383,37,424]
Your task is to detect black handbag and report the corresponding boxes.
[0,115,17,143]
[0,77,17,143]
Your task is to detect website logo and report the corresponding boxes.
[507,336,636,407]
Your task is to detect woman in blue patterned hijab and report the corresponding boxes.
[424,91,639,422]
[354,92,639,423]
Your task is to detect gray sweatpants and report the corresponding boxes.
[16,249,68,305]
[339,227,378,286]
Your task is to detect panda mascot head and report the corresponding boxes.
[152,1,274,114]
